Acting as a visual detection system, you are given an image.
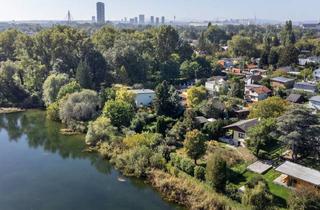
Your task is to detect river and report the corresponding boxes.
[0,111,181,210]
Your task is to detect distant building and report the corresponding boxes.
[161,16,165,24]
[129,18,135,24]
[92,16,96,23]
[150,16,154,24]
[96,2,105,24]
[309,96,320,110]
[302,23,320,31]
[134,17,138,24]
[155,17,160,25]
[313,68,320,81]
[139,14,145,24]
[130,89,155,107]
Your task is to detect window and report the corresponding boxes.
[238,133,245,139]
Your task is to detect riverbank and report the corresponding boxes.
[0,107,25,114]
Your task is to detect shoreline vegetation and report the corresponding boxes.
[0,107,25,114]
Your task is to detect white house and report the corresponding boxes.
[205,77,228,95]
[309,96,320,110]
[244,84,272,102]
[130,89,155,107]
[313,69,320,81]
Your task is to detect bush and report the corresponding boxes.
[206,153,227,193]
[123,133,163,149]
[42,73,69,106]
[103,100,134,128]
[150,153,166,170]
[57,81,81,100]
[242,181,273,210]
[46,101,60,121]
[180,158,195,176]
[194,166,206,181]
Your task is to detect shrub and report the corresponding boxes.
[150,153,166,170]
[57,81,81,100]
[206,153,227,192]
[103,100,134,128]
[123,133,163,149]
[194,166,206,181]
[46,101,60,121]
[180,158,195,176]
[42,73,69,106]
[242,181,273,210]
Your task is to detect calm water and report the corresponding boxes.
[0,111,180,210]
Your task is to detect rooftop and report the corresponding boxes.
[224,118,259,133]
[276,161,320,186]
[271,77,295,83]
[286,93,303,103]
[310,95,320,102]
[130,89,155,94]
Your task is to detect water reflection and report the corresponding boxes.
[0,111,113,175]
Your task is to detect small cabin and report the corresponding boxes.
[130,89,155,107]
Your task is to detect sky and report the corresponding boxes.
[0,0,320,22]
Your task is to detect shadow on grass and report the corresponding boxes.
[273,194,287,209]
[227,168,247,185]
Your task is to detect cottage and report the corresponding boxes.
[309,96,320,110]
[130,89,155,107]
[205,77,228,95]
[286,93,304,104]
[294,82,318,93]
[274,161,320,189]
[270,77,295,89]
[245,84,272,102]
[223,118,259,147]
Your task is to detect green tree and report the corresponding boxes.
[276,107,320,161]
[184,130,206,165]
[228,35,258,58]
[180,60,201,79]
[42,73,69,107]
[57,81,82,100]
[206,153,227,192]
[228,77,244,99]
[278,45,299,66]
[154,81,183,118]
[103,100,134,128]
[247,118,276,156]
[249,97,288,119]
[156,25,179,62]
[186,86,207,108]
[242,181,273,210]
[76,60,92,89]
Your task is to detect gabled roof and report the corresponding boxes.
[286,94,303,103]
[246,84,272,94]
[276,161,320,186]
[271,77,295,83]
[224,118,259,133]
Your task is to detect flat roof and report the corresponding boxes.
[247,161,273,174]
[130,89,155,94]
[271,77,295,83]
[310,96,320,102]
[275,161,320,186]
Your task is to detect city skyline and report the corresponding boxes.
[1,0,320,22]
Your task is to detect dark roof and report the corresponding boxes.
[271,77,295,83]
[286,94,303,103]
[276,161,320,186]
[224,118,259,133]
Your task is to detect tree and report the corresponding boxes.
[199,99,225,119]
[206,25,228,45]
[159,58,180,82]
[156,25,179,62]
[59,90,100,130]
[278,45,299,66]
[154,81,183,118]
[57,81,81,100]
[228,35,258,58]
[228,77,244,99]
[276,107,320,161]
[184,130,206,165]
[180,60,201,79]
[249,97,288,119]
[103,100,134,128]
[280,20,296,46]
[85,116,118,145]
[206,153,227,192]
[115,86,136,106]
[42,73,69,107]
[186,86,207,108]
[76,60,92,89]
[247,118,276,156]
[288,186,320,210]
[203,120,226,140]
[0,29,23,61]
[242,181,273,210]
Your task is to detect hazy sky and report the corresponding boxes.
[0,0,320,22]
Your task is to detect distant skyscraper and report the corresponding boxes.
[96,2,105,24]
[130,18,135,24]
[150,16,154,24]
[134,17,138,24]
[139,14,145,24]
[161,16,165,24]
[156,17,160,25]
[92,16,96,23]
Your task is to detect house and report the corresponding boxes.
[313,69,320,81]
[293,82,318,93]
[274,161,320,189]
[270,77,295,89]
[250,68,268,76]
[246,75,263,85]
[309,96,320,110]
[286,94,304,104]
[205,77,228,95]
[130,89,155,107]
[245,84,272,102]
[223,118,259,147]
[231,107,250,120]
[218,58,234,69]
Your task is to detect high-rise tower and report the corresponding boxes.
[96,2,105,24]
